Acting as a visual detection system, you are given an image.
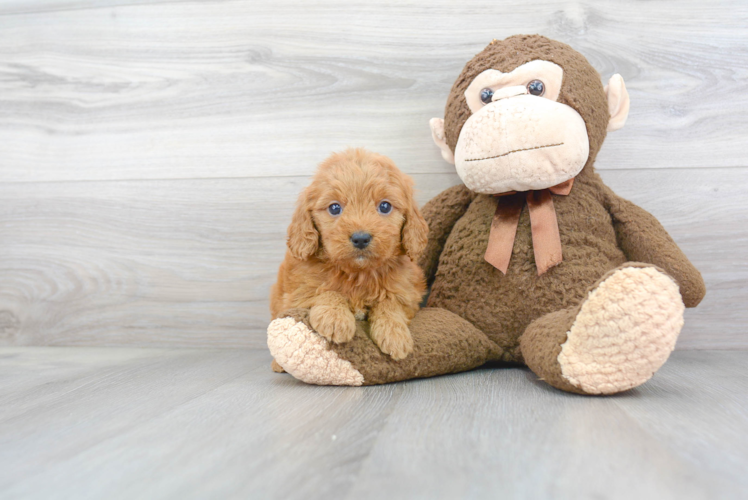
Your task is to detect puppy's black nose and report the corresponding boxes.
[350,232,372,250]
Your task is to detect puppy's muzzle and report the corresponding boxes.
[350,232,372,250]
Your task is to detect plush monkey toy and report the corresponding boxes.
[267,35,705,395]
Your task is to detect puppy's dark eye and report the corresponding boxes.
[377,201,392,215]
[527,80,545,96]
[480,88,494,105]
[328,203,342,216]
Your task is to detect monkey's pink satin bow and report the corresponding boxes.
[484,178,574,276]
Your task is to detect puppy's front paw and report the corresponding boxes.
[370,320,414,360]
[309,305,356,344]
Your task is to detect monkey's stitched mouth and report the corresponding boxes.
[465,142,564,162]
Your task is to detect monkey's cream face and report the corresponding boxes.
[453,60,589,194]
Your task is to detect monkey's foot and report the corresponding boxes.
[267,313,364,386]
[559,265,684,395]
[267,308,502,386]
[522,264,685,395]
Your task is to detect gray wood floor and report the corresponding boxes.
[1,347,746,500]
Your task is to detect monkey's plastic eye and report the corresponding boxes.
[377,201,392,215]
[328,203,342,216]
[527,80,545,96]
[480,88,494,105]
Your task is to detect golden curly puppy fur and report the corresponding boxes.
[270,148,428,360]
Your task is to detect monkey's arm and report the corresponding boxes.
[603,186,705,307]
[418,183,477,287]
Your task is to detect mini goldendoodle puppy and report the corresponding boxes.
[270,148,428,362]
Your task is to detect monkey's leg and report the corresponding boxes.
[267,307,502,386]
[521,263,685,395]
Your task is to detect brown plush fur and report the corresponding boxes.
[418,36,705,379]
[270,148,428,359]
[423,174,629,363]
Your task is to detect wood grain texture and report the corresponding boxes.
[0,0,746,183]
[0,347,746,499]
[0,0,746,349]
[1,168,746,349]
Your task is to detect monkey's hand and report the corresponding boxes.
[604,186,705,308]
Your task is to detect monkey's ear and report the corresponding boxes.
[430,118,455,164]
[605,74,630,132]
[287,188,319,260]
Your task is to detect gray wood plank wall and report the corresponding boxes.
[0,0,746,349]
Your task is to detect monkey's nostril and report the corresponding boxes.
[350,232,372,250]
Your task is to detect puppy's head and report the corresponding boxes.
[287,148,428,269]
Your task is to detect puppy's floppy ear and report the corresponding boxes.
[287,187,319,260]
[399,175,429,261]
[402,204,428,261]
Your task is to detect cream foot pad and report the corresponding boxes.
[558,266,685,395]
[267,317,364,386]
